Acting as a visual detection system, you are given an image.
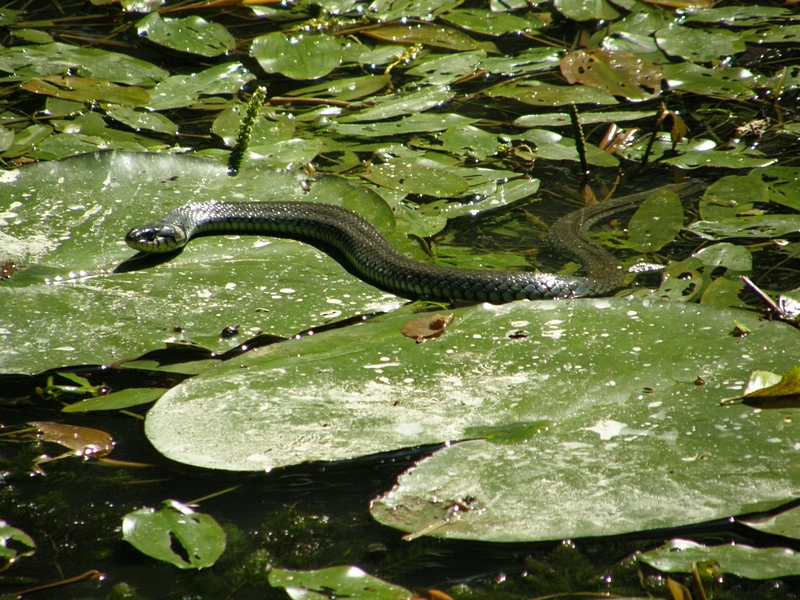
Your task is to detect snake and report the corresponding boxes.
[125,185,695,304]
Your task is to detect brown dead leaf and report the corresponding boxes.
[401,314,454,343]
[29,421,115,459]
[667,577,693,600]
[560,49,662,101]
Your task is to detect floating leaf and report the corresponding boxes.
[122,500,226,569]
[687,215,800,240]
[137,13,235,57]
[693,243,752,272]
[29,421,114,458]
[699,276,745,309]
[440,9,541,36]
[663,150,776,170]
[145,300,800,544]
[362,23,477,51]
[656,23,746,63]
[362,161,469,197]
[286,74,391,102]
[485,80,618,106]
[406,51,485,87]
[62,387,167,413]
[333,113,476,138]
[560,49,662,102]
[480,47,562,77]
[662,63,757,100]
[515,109,655,128]
[0,151,394,374]
[627,187,683,252]
[251,32,342,80]
[699,173,767,220]
[742,505,800,541]
[637,539,800,580]
[106,106,179,135]
[0,42,168,86]
[146,62,254,110]
[269,566,413,600]
[338,86,454,122]
[553,0,619,21]
[22,76,150,106]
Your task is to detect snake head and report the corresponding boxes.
[125,223,187,253]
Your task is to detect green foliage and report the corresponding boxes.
[122,500,227,569]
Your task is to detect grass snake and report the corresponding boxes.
[125,184,698,304]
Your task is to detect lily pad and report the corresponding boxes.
[250,33,342,80]
[122,499,226,569]
[269,566,413,600]
[0,42,168,86]
[637,539,800,580]
[0,152,397,373]
[137,14,235,57]
[145,298,800,542]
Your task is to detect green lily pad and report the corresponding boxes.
[441,9,541,36]
[662,63,757,100]
[0,152,397,373]
[269,566,413,600]
[106,106,179,135]
[122,499,226,569]
[687,215,800,240]
[0,42,168,86]
[146,62,255,111]
[21,76,150,107]
[145,298,800,542]
[137,13,235,57]
[485,80,618,107]
[251,33,342,80]
[362,161,469,197]
[61,387,167,413]
[333,113,476,138]
[693,243,752,272]
[338,86,455,122]
[742,505,800,541]
[362,23,477,51]
[637,539,800,580]
[627,187,683,252]
[656,24,746,63]
[553,0,619,21]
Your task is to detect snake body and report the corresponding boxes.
[125,191,665,303]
